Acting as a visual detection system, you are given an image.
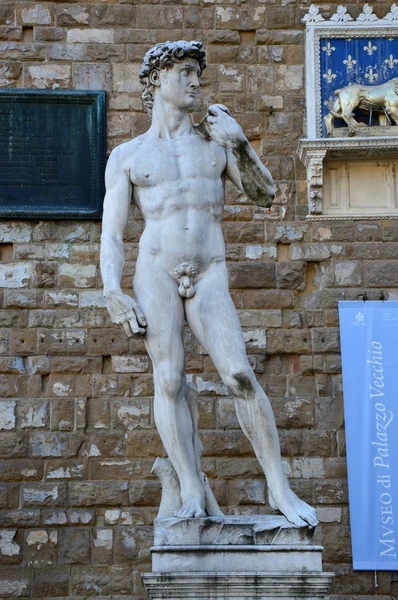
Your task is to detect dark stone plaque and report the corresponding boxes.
[0,89,106,220]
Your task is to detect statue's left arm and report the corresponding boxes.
[206,105,275,208]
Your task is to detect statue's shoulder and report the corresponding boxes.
[108,134,150,170]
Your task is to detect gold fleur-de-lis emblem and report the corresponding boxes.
[365,66,378,83]
[343,55,357,71]
[385,54,398,69]
[324,96,334,110]
[363,41,377,55]
[323,69,337,84]
[322,41,336,56]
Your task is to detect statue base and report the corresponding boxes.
[142,515,333,599]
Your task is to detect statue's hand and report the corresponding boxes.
[105,290,147,337]
[206,104,246,150]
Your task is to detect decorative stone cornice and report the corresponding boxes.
[298,136,398,162]
[297,137,398,216]
[303,3,398,26]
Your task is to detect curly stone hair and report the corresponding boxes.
[139,40,207,116]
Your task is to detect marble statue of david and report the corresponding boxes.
[100,40,318,527]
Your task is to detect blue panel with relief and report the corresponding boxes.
[320,36,398,136]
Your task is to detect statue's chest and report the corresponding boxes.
[130,139,225,188]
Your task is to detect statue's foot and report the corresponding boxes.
[268,487,318,528]
[174,496,206,519]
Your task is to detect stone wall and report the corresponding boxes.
[0,0,398,598]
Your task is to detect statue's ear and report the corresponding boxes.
[149,69,161,87]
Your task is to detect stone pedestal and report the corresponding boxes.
[142,515,333,599]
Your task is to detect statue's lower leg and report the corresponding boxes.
[233,382,318,527]
[153,377,206,518]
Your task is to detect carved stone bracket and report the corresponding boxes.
[299,148,327,215]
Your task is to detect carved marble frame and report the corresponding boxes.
[300,4,398,218]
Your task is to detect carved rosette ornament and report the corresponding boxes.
[309,189,323,215]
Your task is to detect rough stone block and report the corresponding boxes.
[26,64,71,89]
[25,529,58,566]
[291,244,331,262]
[32,566,69,597]
[364,260,398,287]
[73,63,111,90]
[0,400,15,430]
[88,329,129,355]
[0,27,22,41]
[112,398,151,430]
[47,42,86,61]
[267,6,296,29]
[112,63,141,93]
[50,398,75,431]
[19,4,52,25]
[67,28,114,43]
[113,526,139,563]
[70,481,129,507]
[313,480,348,505]
[214,6,240,29]
[59,263,96,288]
[321,525,352,562]
[0,262,33,288]
[81,432,124,458]
[29,432,83,458]
[275,65,303,91]
[267,329,311,354]
[0,42,46,61]
[229,479,266,505]
[59,528,90,564]
[218,64,245,92]
[79,290,106,308]
[0,432,28,458]
[136,6,183,29]
[272,396,315,428]
[311,328,340,353]
[92,5,135,26]
[71,565,132,596]
[0,569,31,597]
[56,5,90,26]
[277,261,305,290]
[0,529,21,564]
[126,430,163,458]
[38,329,87,354]
[22,483,67,507]
[129,481,161,507]
[334,261,362,286]
[228,263,276,289]
[18,399,48,429]
[0,5,14,26]
[92,528,113,564]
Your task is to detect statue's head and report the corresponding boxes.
[139,40,207,116]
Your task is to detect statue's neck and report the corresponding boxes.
[149,99,194,139]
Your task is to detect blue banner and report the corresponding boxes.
[339,301,398,570]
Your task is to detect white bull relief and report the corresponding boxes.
[325,77,398,136]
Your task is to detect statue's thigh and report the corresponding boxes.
[133,263,185,368]
[185,267,248,372]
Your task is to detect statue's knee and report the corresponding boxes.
[158,370,184,399]
[224,368,255,397]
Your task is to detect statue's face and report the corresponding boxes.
[158,58,201,110]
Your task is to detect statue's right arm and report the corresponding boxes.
[100,147,147,337]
